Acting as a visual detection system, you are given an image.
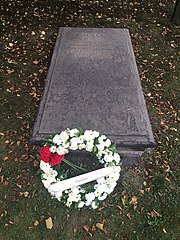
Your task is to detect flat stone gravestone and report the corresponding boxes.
[30,27,155,162]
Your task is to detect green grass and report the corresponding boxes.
[0,0,179,239]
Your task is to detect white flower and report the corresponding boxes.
[97,144,105,151]
[85,192,95,203]
[78,201,85,208]
[50,146,57,153]
[61,141,70,148]
[98,192,107,201]
[92,131,99,138]
[40,160,51,172]
[70,137,78,150]
[60,131,69,142]
[85,140,94,152]
[96,150,103,159]
[71,186,81,194]
[43,169,57,179]
[104,139,111,147]
[104,153,114,163]
[77,135,84,143]
[66,201,72,207]
[84,130,95,141]
[98,135,107,143]
[78,143,86,150]
[53,134,62,145]
[94,188,103,197]
[70,193,81,202]
[70,128,79,137]
[113,153,121,164]
[91,201,98,209]
[57,146,69,155]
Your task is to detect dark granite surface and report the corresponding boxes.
[30,27,155,151]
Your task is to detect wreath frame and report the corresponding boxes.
[39,128,121,209]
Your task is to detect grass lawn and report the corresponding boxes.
[0,0,179,239]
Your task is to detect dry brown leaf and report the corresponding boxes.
[83,225,92,237]
[130,196,138,205]
[122,196,126,206]
[34,220,39,226]
[126,213,131,219]
[95,222,106,233]
[96,223,104,230]
[83,225,89,232]
[45,217,53,229]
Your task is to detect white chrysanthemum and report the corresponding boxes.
[42,169,57,180]
[69,193,81,202]
[40,160,51,173]
[92,131,99,138]
[86,140,94,152]
[78,201,85,208]
[108,172,120,182]
[66,201,72,207]
[74,135,84,144]
[60,131,69,142]
[61,141,70,148]
[98,184,109,193]
[70,137,79,150]
[69,128,79,137]
[104,139,111,147]
[78,143,86,150]
[85,192,95,203]
[97,144,105,151]
[98,135,107,143]
[84,130,96,141]
[96,150,103,159]
[98,192,107,201]
[104,153,114,163]
[113,153,121,164]
[91,201,98,209]
[50,146,57,153]
[71,186,81,194]
[57,146,69,155]
[53,134,62,145]
[94,188,103,197]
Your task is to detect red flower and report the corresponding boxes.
[40,146,50,162]
[49,153,64,166]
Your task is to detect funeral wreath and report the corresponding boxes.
[39,128,121,209]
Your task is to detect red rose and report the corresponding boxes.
[40,146,50,162]
[49,153,64,166]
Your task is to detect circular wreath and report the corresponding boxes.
[39,128,121,209]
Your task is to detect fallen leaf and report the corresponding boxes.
[45,217,53,229]
[34,220,39,226]
[126,213,131,219]
[83,225,92,237]
[122,196,126,206]
[96,222,106,233]
[130,196,138,205]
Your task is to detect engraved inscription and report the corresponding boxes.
[68,49,112,59]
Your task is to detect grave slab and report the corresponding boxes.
[30,27,156,160]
